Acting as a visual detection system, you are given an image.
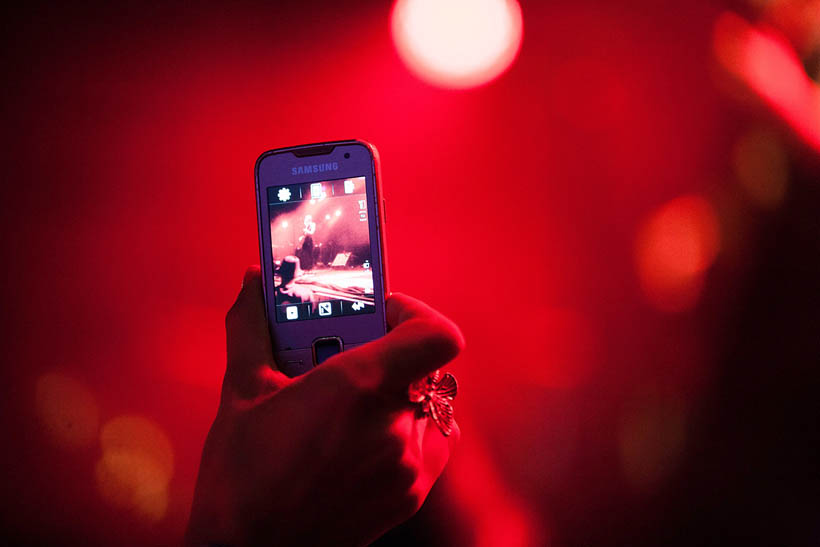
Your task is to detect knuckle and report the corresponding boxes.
[323,358,382,399]
[392,459,418,492]
[348,358,384,394]
[375,438,418,494]
[382,435,405,463]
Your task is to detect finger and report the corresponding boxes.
[425,419,459,475]
[224,266,287,399]
[385,292,459,332]
[343,293,464,394]
[415,419,459,501]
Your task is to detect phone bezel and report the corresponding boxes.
[254,140,388,355]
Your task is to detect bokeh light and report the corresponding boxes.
[95,415,174,522]
[732,127,789,208]
[713,11,820,151]
[635,195,721,313]
[35,372,99,449]
[391,0,523,89]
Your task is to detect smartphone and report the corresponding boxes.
[254,140,389,377]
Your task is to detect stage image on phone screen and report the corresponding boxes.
[268,176,375,322]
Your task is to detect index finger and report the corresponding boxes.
[342,293,465,394]
[224,266,288,399]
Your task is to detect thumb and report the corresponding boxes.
[339,293,465,396]
[223,266,287,400]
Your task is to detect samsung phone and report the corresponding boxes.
[254,140,389,377]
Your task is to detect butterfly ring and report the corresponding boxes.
[408,370,458,436]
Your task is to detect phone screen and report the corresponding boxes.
[267,176,376,322]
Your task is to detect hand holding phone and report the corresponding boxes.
[186,268,463,546]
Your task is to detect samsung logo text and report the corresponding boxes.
[292,162,339,175]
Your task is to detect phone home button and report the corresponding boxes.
[312,336,343,366]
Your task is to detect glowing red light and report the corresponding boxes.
[635,195,720,313]
[713,12,820,152]
[391,0,523,89]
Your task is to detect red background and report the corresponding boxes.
[2,1,819,545]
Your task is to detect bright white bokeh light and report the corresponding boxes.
[391,0,523,89]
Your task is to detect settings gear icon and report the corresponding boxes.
[277,187,292,202]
